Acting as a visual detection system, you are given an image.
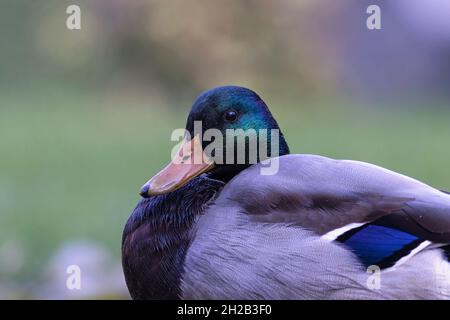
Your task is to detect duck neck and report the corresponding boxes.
[122,175,224,299]
[208,134,290,183]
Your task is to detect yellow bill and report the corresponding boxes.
[139,135,215,197]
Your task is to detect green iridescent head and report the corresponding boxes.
[185,85,290,180]
[140,86,291,196]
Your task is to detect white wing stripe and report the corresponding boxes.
[321,223,366,241]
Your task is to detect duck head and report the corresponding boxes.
[140,86,290,197]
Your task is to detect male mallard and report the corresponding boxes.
[122,86,450,299]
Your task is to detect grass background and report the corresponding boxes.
[1,87,450,289]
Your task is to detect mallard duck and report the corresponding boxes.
[122,86,450,299]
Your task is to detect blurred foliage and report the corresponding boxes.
[1,0,449,101]
[0,0,344,100]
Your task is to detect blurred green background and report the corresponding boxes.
[1,0,450,299]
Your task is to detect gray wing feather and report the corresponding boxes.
[214,154,450,239]
[182,154,450,299]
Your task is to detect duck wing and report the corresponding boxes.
[213,154,450,268]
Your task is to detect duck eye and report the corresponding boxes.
[224,109,238,122]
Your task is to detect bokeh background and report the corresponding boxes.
[1,0,450,299]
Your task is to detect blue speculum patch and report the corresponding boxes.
[340,224,419,267]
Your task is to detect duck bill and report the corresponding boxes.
[139,135,215,197]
